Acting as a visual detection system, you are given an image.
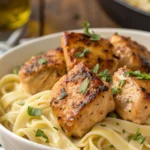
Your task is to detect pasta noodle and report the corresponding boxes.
[1,74,150,150]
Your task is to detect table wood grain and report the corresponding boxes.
[27,0,118,37]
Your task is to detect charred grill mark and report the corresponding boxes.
[50,98,55,105]
[131,52,136,56]
[140,87,150,100]
[97,57,102,63]
[145,92,150,100]
[57,116,61,120]
[113,54,119,59]
[87,88,102,103]
[104,49,109,52]
[56,47,63,52]
[100,85,109,91]
[139,55,150,72]
[72,101,85,109]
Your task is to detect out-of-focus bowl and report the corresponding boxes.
[0,29,150,150]
[99,0,150,31]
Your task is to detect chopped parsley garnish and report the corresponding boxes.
[79,77,90,94]
[110,145,114,148]
[13,65,21,74]
[109,112,118,118]
[18,101,25,106]
[58,88,68,100]
[27,106,42,116]
[122,129,126,134]
[112,87,121,95]
[127,128,146,144]
[98,69,112,82]
[126,99,133,103]
[35,129,49,143]
[100,124,106,127]
[128,135,132,142]
[133,128,146,144]
[83,21,101,41]
[124,70,150,80]
[75,49,90,58]
[93,64,100,74]
[119,80,126,87]
[116,122,119,126]
[38,58,48,65]
[53,127,59,131]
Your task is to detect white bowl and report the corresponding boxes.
[0,28,150,150]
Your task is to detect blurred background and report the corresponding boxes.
[0,0,149,53]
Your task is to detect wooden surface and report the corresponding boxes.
[26,0,118,37]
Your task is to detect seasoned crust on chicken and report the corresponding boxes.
[61,32,118,73]
[19,48,67,94]
[110,34,150,72]
[113,66,150,124]
[50,63,115,137]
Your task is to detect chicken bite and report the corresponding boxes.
[19,48,67,94]
[110,34,150,72]
[113,66,150,124]
[50,63,115,137]
[61,32,118,74]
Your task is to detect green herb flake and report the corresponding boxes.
[38,58,48,65]
[133,128,146,144]
[53,127,59,131]
[58,88,68,100]
[122,129,126,134]
[109,112,118,118]
[116,122,119,126]
[124,70,150,80]
[75,49,90,58]
[119,80,126,87]
[79,78,90,94]
[13,65,21,74]
[83,21,101,41]
[110,145,114,148]
[98,69,112,82]
[126,99,133,103]
[27,106,42,116]
[35,129,49,143]
[18,101,25,106]
[100,124,106,127]
[93,64,100,74]
[128,135,132,142]
[112,87,121,95]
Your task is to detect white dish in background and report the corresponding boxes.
[0,28,150,150]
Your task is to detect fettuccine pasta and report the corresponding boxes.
[1,74,150,150]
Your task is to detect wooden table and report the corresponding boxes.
[26,0,118,37]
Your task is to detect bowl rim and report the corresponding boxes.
[0,28,150,60]
[113,0,150,17]
[0,28,150,149]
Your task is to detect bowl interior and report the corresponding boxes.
[0,28,150,150]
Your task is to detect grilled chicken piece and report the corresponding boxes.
[19,48,66,94]
[113,66,150,124]
[50,63,115,137]
[61,32,118,74]
[110,34,150,72]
